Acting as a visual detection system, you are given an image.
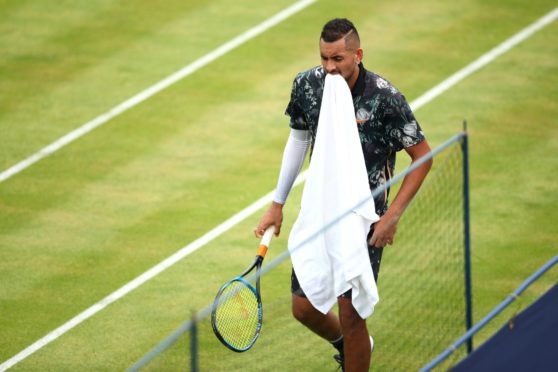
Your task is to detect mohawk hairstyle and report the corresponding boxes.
[320,18,360,45]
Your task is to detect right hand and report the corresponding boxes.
[254,202,284,238]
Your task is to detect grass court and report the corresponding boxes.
[1,0,557,370]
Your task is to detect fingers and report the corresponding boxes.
[368,232,394,248]
[253,224,280,238]
[253,226,265,238]
[255,204,284,238]
[368,232,378,247]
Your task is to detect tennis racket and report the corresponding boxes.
[211,226,275,352]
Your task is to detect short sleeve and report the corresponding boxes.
[285,75,309,130]
[383,93,425,152]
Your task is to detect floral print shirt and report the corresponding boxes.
[285,64,425,215]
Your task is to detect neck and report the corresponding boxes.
[347,64,360,90]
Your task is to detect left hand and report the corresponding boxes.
[369,213,400,247]
[368,140,432,248]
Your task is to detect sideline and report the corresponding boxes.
[0,0,317,184]
[1,5,557,371]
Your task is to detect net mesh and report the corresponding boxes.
[134,137,469,371]
[212,279,261,351]
[372,141,466,370]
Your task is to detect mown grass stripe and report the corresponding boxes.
[0,0,316,185]
[2,4,557,372]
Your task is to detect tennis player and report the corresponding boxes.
[255,18,432,371]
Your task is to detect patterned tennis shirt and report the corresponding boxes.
[285,63,425,216]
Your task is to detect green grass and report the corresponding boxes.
[1,0,557,370]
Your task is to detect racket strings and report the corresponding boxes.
[214,280,261,350]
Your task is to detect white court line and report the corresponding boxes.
[0,0,317,184]
[0,174,307,372]
[1,5,557,371]
[410,7,558,111]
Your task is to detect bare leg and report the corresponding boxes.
[291,295,342,341]
[338,296,371,372]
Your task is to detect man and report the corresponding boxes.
[254,18,432,371]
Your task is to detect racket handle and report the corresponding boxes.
[257,226,275,257]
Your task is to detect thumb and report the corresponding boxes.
[369,230,378,246]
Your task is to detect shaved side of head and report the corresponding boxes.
[320,18,360,51]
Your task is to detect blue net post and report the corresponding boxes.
[190,311,199,372]
[461,121,473,354]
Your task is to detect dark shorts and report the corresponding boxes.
[291,227,383,299]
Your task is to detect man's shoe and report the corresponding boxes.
[333,353,344,371]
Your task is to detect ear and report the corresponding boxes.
[355,48,364,64]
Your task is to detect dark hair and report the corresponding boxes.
[320,18,360,44]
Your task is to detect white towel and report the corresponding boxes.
[288,74,380,319]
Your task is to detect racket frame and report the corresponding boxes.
[210,226,275,352]
[210,275,263,352]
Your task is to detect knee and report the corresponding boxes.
[339,303,366,334]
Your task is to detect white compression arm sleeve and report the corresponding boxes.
[273,129,310,205]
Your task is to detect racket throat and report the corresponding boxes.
[255,264,262,301]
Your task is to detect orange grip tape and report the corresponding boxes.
[257,244,268,258]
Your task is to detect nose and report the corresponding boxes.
[324,60,337,74]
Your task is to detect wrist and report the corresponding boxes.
[384,207,402,221]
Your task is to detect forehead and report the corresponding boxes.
[319,38,350,56]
